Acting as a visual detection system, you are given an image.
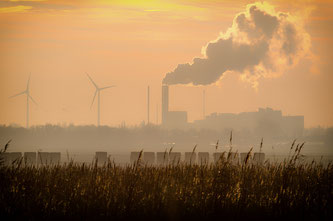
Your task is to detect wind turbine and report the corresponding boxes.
[9,74,37,128]
[87,73,115,127]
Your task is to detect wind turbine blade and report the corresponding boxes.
[9,91,26,99]
[86,73,98,89]
[90,90,97,109]
[26,73,31,91]
[100,85,116,90]
[29,95,38,105]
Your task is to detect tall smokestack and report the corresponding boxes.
[203,89,205,119]
[162,85,169,125]
[147,86,150,125]
[156,103,158,125]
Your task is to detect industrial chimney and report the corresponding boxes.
[162,85,169,125]
[147,86,150,124]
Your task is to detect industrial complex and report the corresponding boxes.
[161,84,304,138]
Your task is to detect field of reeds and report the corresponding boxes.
[0,140,332,220]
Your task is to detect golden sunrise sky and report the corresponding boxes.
[0,0,332,128]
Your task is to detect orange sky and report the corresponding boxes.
[0,0,332,128]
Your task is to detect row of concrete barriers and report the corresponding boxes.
[1,152,61,166]
[0,151,265,166]
[129,151,265,165]
[0,151,110,166]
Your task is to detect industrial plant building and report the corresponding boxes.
[193,108,304,137]
[161,85,304,138]
[162,85,188,129]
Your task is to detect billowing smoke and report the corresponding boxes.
[163,2,311,88]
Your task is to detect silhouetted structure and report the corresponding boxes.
[143,152,155,164]
[161,85,187,129]
[184,152,196,164]
[161,85,303,136]
[9,75,37,128]
[198,152,209,164]
[240,152,249,164]
[38,152,49,165]
[147,86,150,124]
[130,152,141,164]
[253,152,265,164]
[169,152,181,164]
[156,152,168,165]
[194,107,304,138]
[162,85,169,125]
[50,152,61,164]
[228,152,239,164]
[95,152,107,165]
[213,152,224,163]
[87,74,115,127]
[24,152,36,165]
[2,152,22,166]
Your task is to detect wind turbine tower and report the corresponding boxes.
[9,74,37,128]
[87,73,115,127]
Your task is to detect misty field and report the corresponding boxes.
[0,147,332,220]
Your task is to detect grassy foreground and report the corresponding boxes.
[0,156,332,220]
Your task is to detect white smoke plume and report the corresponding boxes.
[163,2,311,88]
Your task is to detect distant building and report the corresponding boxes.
[193,107,304,137]
[282,115,304,137]
[162,85,188,129]
[160,84,303,137]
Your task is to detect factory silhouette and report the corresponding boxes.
[160,84,304,139]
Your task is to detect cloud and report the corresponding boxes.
[0,5,32,13]
[163,2,311,88]
[0,0,77,12]
[9,0,46,2]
